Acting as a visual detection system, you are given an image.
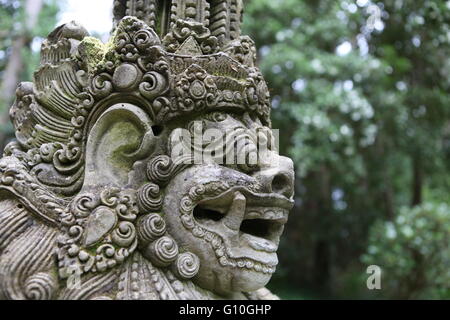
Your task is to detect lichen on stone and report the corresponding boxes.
[78,36,107,74]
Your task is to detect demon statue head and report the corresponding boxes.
[0,0,294,300]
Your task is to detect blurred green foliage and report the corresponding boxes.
[0,0,60,142]
[0,0,59,73]
[363,203,450,299]
[243,0,449,299]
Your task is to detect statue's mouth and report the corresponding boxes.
[193,187,294,260]
[239,206,289,253]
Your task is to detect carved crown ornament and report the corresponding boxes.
[0,0,295,300]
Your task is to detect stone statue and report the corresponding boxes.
[0,0,295,300]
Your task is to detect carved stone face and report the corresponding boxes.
[161,113,295,295]
[0,4,296,300]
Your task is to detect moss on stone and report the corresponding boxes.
[79,37,107,73]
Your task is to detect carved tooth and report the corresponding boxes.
[245,210,262,220]
[223,191,246,231]
[244,207,287,222]
[263,209,286,221]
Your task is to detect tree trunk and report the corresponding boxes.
[0,0,44,150]
[312,165,332,296]
[382,176,395,221]
[376,134,395,220]
[411,155,423,207]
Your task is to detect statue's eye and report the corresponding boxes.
[204,112,227,122]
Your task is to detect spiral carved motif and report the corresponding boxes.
[133,28,160,50]
[147,155,191,186]
[137,183,163,212]
[139,71,168,100]
[137,213,166,245]
[146,236,179,267]
[111,221,136,247]
[146,155,173,185]
[173,252,200,280]
[90,73,113,99]
[24,272,57,300]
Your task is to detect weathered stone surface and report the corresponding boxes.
[0,0,295,300]
[83,207,118,247]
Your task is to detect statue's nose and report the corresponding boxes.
[253,155,295,198]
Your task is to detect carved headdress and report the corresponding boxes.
[7,0,270,196]
[0,0,294,300]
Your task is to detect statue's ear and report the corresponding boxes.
[82,103,156,189]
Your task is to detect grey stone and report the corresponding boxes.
[83,207,118,247]
[0,0,295,300]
